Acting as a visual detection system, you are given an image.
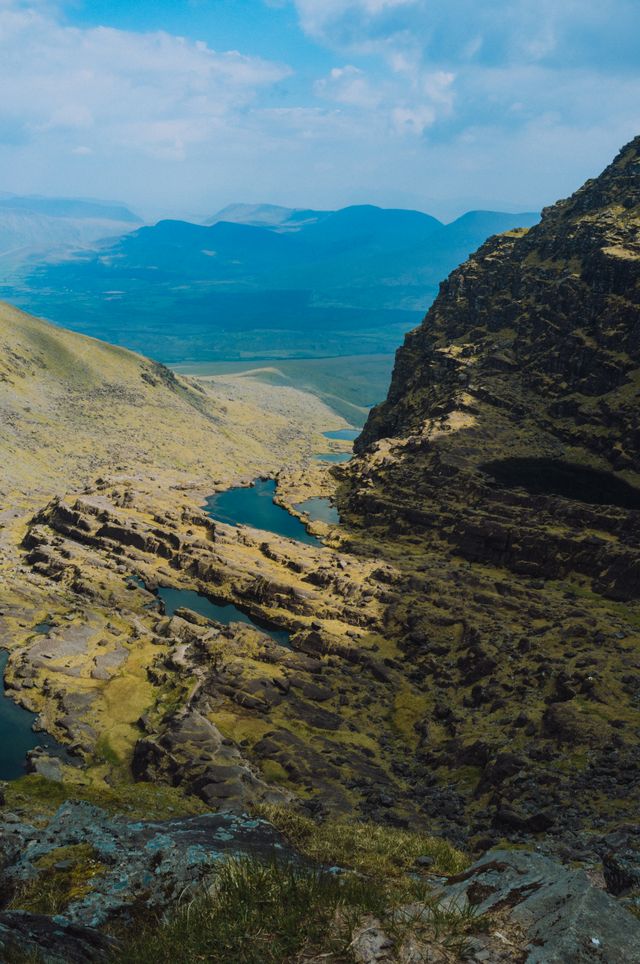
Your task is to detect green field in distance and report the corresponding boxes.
[173,354,395,426]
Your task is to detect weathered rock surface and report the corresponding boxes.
[444,849,640,962]
[351,136,640,598]
[334,137,640,848]
[0,801,293,928]
[2,802,638,964]
[0,911,115,964]
[350,849,640,963]
[132,705,290,810]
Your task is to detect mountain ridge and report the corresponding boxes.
[3,203,540,363]
[0,195,141,223]
[330,133,640,849]
[0,194,143,274]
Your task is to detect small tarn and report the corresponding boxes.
[0,650,65,780]
[204,479,321,547]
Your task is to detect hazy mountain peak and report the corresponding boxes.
[0,194,144,270]
[0,194,141,223]
[207,203,329,232]
[5,201,542,362]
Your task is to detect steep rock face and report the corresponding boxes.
[351,136,640,598]
[333,138,640,850]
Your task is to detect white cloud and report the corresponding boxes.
[0,2,290,161]
[392,105,435,135]
[314,63,455,134]
[295,0,418,39]
[291,0,640,76]
[314,66,381,109]
[422,71,455,109]
[0,0,638,219]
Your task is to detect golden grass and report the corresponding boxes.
[255,805,469,878]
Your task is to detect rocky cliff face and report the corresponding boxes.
[336,137,640,853]
[351,136,640,599]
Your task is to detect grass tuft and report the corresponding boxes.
[9,844,106,915]
[111,856,386,964]
[254,805,469,877]
[110,856,485,964]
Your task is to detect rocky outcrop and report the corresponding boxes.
[2,803,639,964]
[350,136,640,599]
[350,848,640,963]
[0,912,114,964]
[25,494,381,628]
[334,138,640,850]
[11,486,427,827]
[443,849,640,962]
[132,706,290,810]
[0,801,296,961]
[0,801,294,926]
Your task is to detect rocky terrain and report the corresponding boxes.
[337,137,640,863]
[1,139,640,961]
[2,803,638,962]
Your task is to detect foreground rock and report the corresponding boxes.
[0,912,115,964]
[445,849,640,962]
[0,800,296,961]
[0,801,293,927]
[351,849,640,964]
[2,800,638,964]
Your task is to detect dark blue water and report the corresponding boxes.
[155,585,291,648]
[323,429,359,441]
[204,479,320,547]
[296,498,340,525]
[0,650,63,780]
[314,452,352,463]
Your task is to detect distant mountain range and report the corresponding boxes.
[206,203,326,231]
[0,194,142,270]
[2,202,539,363]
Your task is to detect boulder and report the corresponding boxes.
[0,911,114,963]
[444,849,640,962]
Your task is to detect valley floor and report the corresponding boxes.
[2,337,640,961]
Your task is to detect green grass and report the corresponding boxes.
[2,774,209,821]
[255,805,469,878]
[9,844,106,915]
[111,857,388,964]
[0,788,477,964]
[173,354,395,426]
[94,734,123,767]
[110,856,483,964]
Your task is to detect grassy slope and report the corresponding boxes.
[174,354,395,427]
[0,301,344,501]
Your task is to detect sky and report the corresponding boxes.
[0,0,639,221]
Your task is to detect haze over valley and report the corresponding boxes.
[1,200,538,366]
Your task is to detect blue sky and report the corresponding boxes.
[0,0,638,220]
